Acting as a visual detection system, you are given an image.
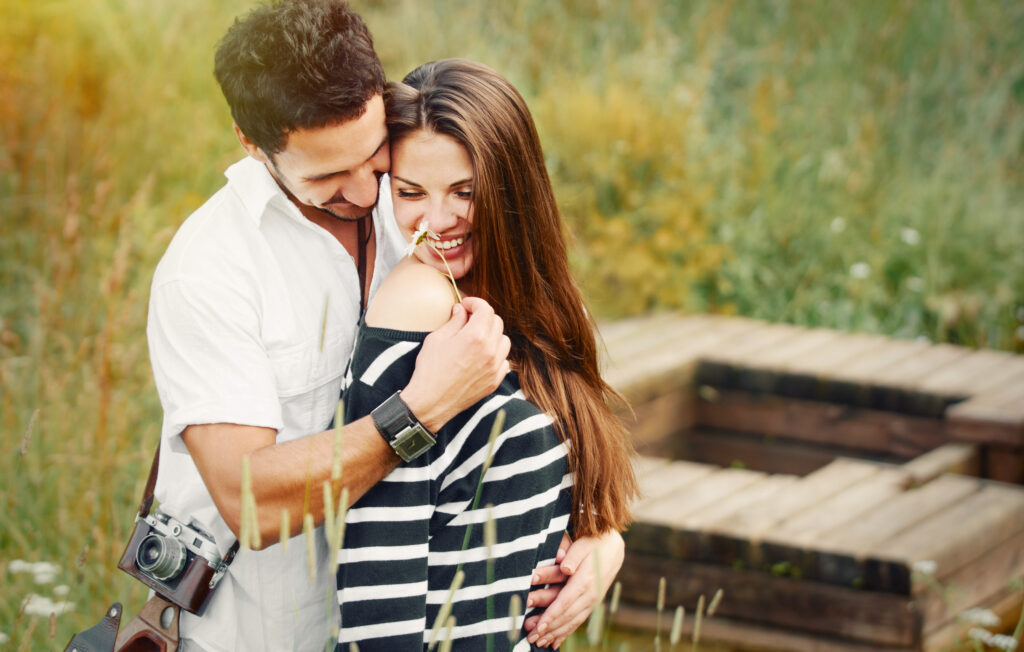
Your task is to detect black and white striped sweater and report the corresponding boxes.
[337,324,572,651]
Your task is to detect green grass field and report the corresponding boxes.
[2,0,1023,648]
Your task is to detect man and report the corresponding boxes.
[147,1,622,650]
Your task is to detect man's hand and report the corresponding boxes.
[401,297,511,432]
[525,530,626,648]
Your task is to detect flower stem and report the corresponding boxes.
[429,242,463,302]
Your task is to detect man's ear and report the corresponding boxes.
[234,124,270,164]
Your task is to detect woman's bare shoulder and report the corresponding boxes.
[365,257,458,332]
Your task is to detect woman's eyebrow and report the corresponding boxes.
[392,175,422,187]
[391,176,473,188]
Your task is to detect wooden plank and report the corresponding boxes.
[985,446,1024,484]
[918,347,1024,397]
[700,322,808,365]
[612,603,915,652]
[697,323,809,390]
[834,338,932,385]
[756,468,911,589]
[901,443,980,486]
[696,389,948,458]
[627,467,768,560]
[600,313,713,370]
[677,427,859,477]
[635,459,717,505]
[606,317,763,403]
[776,333,889,379]
[617,553,919,647]
[917,528,1024,635]
[816,473,982,555]
[732,329,850,396]
[767,467,910,546]
[683,473,800,530]
[869,343,972,390]
[704,458,881,540]
[621,388,695,454]
[635,467,766,527]
[947,372,1024,421]
[596,312,699,352]
[947,393,1024,447]
[746,327,848,369]
[879,482,1024,581]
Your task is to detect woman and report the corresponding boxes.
[337,59,637,650]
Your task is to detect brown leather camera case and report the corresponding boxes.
[117,519,218,616]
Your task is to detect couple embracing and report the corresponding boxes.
[147,1,637,650]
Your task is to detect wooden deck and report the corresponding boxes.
[600,313,1024,650]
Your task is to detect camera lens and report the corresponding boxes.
[136,533,187,581]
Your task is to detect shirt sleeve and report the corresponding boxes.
[147,276,283,453]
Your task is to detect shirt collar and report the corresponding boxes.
[224,156,293,225]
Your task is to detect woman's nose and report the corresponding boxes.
[424,200,458,232]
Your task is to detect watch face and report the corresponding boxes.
[393,425,437,462]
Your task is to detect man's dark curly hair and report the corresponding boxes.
[214,0,385,156]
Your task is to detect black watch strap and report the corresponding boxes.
[371,392,436,462]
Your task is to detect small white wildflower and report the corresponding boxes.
[819,150,848,183]
[849,262,871,279]
[905,277,925,292]
[990,633,1019,651]
[32,562,60,575]
[900,227,921,246]
[968,627,997,644]
[830,216,847,233]
[8,559,31,573]
[34,571,57,584]
[21,594,75,617]
[960,607,1001,627]
[53,585,71,597]
[33,562,59,584]
[911,559,937,576]
[0,631,9,644]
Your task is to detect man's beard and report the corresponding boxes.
[314,203,373,222]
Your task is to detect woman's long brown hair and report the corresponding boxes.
[386,59,637,537]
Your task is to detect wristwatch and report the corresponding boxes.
[371,391,437,462]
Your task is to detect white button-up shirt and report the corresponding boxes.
[147,156,405,651]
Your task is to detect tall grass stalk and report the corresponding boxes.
[691,594,706,652]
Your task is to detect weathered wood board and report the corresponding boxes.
[600,312,1024,650]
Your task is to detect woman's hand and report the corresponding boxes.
[524,530,625,649]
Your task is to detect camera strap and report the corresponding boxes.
[137,443,161,518]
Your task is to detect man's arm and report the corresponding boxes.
[183,298,510,547]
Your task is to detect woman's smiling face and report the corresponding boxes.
[390,130,475,281]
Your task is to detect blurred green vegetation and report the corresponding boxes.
[2,0,1023,648]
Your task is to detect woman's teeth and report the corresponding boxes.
[436,237,464,250]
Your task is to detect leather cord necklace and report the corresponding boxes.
[356,213,372,311]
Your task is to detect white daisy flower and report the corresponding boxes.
[404,220,439,258]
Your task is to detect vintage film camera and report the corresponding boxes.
[117,508,234,616]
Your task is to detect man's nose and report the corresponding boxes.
[345,166,381,208]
